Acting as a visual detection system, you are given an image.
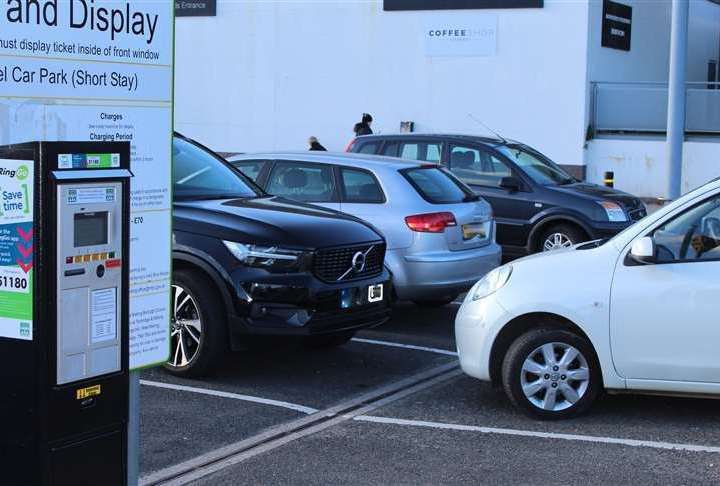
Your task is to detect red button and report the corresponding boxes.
[105,259,121,269]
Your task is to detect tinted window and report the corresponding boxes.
[382,142,400,157]
[402,167,473,204]
[449,145,511,187]
[497,145,574,185]
[384,141,442,162]
[356,142,380,154]
[266,162,337,202]
[173,137,261,200]
[653,195,720,262]
[341,168,385,203]
[233,160,267,182]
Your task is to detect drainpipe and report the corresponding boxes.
[666,0,689,200]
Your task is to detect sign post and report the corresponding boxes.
[0,1,174,483]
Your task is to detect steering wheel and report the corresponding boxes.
[679,223,699,260]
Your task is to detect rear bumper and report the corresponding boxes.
[387,243,502,301]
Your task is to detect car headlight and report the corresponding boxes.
[597,201,628,222]
[471,265,512,301]
[223,241,306,271]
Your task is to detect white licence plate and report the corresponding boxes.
[368,284,384,303]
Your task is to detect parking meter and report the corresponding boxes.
[0,141,131,486]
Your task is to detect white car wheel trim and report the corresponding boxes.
[520,342,590,412]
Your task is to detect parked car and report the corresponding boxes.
[348,134,646,257]
[170,134,392,376]
[455,178,720,419]
[229,152,501,306]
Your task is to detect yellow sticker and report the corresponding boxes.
[76,385,102,400]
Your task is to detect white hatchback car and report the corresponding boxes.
[456,178,720,419]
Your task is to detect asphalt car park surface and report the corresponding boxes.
[139,302,720,485]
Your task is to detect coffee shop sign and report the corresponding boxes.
[424,16,497,57]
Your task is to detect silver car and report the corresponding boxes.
[229,152,501,306]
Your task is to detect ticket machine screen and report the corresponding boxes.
[74,212,109,247]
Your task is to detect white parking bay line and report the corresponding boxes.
[140,380,319,414]
[354,415,720,454]
[351,338,458,357]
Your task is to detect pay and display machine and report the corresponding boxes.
[0,141,131,485]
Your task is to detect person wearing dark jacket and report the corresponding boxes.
[308,136,327,151]
[353,113,373,136]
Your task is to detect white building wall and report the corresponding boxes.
[586,0,720,84]
[175,0,590,167]
[584,0,720,198]
[587,138,720,197]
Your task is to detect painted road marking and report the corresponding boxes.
[353,415,720,454]
[141,363,462,485]
[140,380,319,415]
[351,337,457,357]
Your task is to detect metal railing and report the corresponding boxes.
[589,81,720,135]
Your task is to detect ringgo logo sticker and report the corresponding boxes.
[0,159,34,341]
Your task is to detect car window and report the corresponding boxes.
[382,142,400,157]
[356,141,380,154]
[266,161,336,202]
[497,145,575,186]
[172,137,261,200]
[383,141,442,162]
[341,168,385,203]
[401,167,474,204]
[448,144,511,187]
[233,160,267,182]
[652,195,720,262]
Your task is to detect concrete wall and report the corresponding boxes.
[174,0,590,166]
[586,138,720,198]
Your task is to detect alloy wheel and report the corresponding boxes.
[520,342,590,412]
[170,284,203,368]
[542,233,573,252]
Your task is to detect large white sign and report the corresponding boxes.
[0,0,173,370]
[424,14,497,57]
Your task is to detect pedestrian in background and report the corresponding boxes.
[353,113,373,136]
[308,136,327,151]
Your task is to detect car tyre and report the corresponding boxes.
[501,328,601,420]
[303,330,355,349]
[412,295,459,307]
[165,268,228,377]
[538,224,586,252]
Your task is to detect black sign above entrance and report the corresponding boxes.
[601,0,632,51]
[176,0,217,17]
[384,0,543,10]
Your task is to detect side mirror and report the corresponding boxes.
[629,236,656,265]
[499,176,521,192]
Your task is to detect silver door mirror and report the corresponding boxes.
[629,236,656,264]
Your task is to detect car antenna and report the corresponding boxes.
[467,114,508,144]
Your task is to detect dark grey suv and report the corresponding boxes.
[349,134,646,257]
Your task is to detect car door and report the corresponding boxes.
[610,192,720,384]
[337,167,398,245]
[264,160,341,211]
[445,143,536,248]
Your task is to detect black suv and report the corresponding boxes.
[170,134,391,376]
[349,134,646,256]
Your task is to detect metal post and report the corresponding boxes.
[666,0,689,200]
[128,371,140,485]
